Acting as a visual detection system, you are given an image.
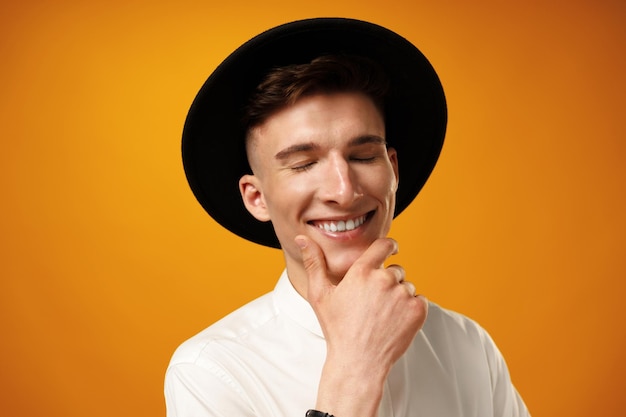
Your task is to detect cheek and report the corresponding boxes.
[264,177,310,214]
[388,162,400,194]
[370,166,399,202]
[262,177,313,240]
[375,168,399,228]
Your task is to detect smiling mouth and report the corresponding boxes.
[310,212,372,233]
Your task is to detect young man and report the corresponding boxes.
[166,18,529,417]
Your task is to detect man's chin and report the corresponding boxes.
[324,249,368,284]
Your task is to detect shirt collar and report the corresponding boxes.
[273,269,324,338]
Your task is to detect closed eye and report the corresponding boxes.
[350,156,377,163]
[350,148,386,163]
[291,161,317,172]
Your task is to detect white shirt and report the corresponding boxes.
[165,271,529,417]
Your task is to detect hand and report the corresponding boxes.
[295,235,428,417]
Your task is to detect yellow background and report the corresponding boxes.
[1,0,624,416]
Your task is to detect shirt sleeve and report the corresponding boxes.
[165,362,256,417]
[479,327,531,417]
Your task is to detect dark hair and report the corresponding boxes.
[243,54,390,132]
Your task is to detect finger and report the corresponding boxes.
[353,238,399,270]
[295,235,332,301]
[386,264,406,283]
[415,294,429,323]
[401,280,417,297]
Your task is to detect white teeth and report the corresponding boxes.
[316,215,366,233]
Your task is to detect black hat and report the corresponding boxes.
[182,17,447,248]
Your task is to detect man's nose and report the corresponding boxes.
[319,155,363,206]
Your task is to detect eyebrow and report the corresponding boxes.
[274,135,387,160]
[274,142,320,160]
[349,135,387,147]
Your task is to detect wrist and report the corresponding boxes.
[315,360,385,417]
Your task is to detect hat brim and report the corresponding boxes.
[182,18,447,248]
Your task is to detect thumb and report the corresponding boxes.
[295,235,331,301]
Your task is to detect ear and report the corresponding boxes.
[387,147,400,190]
[239,174,271,222]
